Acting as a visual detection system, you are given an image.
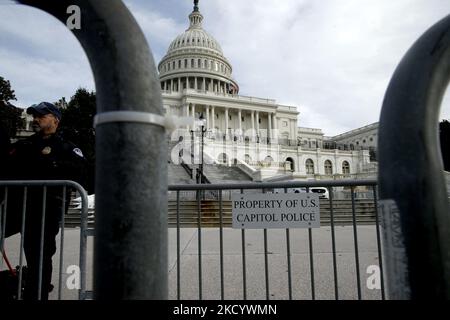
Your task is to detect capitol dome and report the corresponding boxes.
[158,1,239,94]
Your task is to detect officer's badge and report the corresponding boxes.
[73,148,84,157]
[42,146,52,155]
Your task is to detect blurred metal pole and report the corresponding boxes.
[378,14,450,299]
[18,0,167,299]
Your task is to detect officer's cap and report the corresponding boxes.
[27,102,62,121]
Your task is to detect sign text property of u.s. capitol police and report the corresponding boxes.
[232,193,320,229]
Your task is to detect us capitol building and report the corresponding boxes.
[160,1,378,183]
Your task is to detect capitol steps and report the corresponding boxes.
[168,162,195,185]
[203,164,253,184]
[167,199,377,228]
[65,207,95,229]
[64,199,376,229]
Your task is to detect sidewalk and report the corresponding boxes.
[2,225,383,300]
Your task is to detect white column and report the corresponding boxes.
[251,111,255,141]
[256,111,260,136]
[186,104,190,130]
[211,106,216,130]
[191,104,196,130]
[206,106,210,130]
[290,120,295,140]
[186,77,189,89]
[225,108,229,140]
[178,78,181,92]
[268,112,272,140]
[238,109,242,137]
[272,113,277,141]
[203,78,206,91]
[171,79,174,91]
[195,77,198,90]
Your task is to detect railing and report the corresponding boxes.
[0,180,89,300]
[168,180,385,300]
[180,159,193,178]
[278,139,298,147]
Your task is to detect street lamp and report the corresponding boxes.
[189,129,195,179]
[198,113,207,184]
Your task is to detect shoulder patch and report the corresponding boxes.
[73,148,84,158]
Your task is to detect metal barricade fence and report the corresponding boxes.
[0,179,403,300]
[168,179,385,300]
[0,180,89,300]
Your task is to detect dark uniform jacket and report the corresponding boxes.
[8,132,86,183]
[2,132,87,300]
[4,131,87,226]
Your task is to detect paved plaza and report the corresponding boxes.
[2,224,384,300]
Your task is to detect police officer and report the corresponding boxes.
[5,101,87,300]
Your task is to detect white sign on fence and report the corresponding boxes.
[231,193,320,229]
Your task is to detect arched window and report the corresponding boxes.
[264,156,274,166]
[306,159,314,174]
[324,160,333,175]
[342,161,350,175]
[286,157,295,172]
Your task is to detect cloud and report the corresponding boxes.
[123,0,186,62]
[194,0,450,135]
[0,4,93,107]
[0,0,448,135]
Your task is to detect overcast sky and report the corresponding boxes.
[0,0,449,136]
